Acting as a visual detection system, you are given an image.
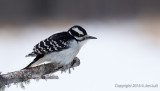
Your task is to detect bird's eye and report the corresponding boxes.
[79,34,83,37]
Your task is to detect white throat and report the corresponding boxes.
[78,39,88,48]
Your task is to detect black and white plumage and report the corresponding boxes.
[24,25,97,69]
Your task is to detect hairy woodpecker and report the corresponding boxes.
[24,25,97,69]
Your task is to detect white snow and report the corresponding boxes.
[0,20,160,91]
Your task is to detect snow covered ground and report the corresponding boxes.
[0,20,160,91]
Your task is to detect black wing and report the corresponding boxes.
[26,32,73,57]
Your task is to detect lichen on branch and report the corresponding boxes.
[0,57,80,89]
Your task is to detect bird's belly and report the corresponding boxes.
[43,47,80,65]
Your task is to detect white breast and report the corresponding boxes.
[37,40,87,66]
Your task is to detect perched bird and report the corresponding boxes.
[24,25,97,69]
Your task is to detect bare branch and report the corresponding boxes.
[0,57,80,88]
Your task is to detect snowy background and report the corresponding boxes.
[0,19,160,91]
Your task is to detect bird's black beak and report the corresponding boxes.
[86,35,97,39]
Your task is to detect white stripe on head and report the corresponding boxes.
[74,36,84,40]
[72,27,84,35]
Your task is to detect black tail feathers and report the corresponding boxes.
[22,54,44,69]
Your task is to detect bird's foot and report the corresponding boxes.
[61,57,80,73]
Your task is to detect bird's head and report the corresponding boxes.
[68,25,97,41]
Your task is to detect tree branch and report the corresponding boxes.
[0,57,80,88]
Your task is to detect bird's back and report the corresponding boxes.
[26,32,74,57]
